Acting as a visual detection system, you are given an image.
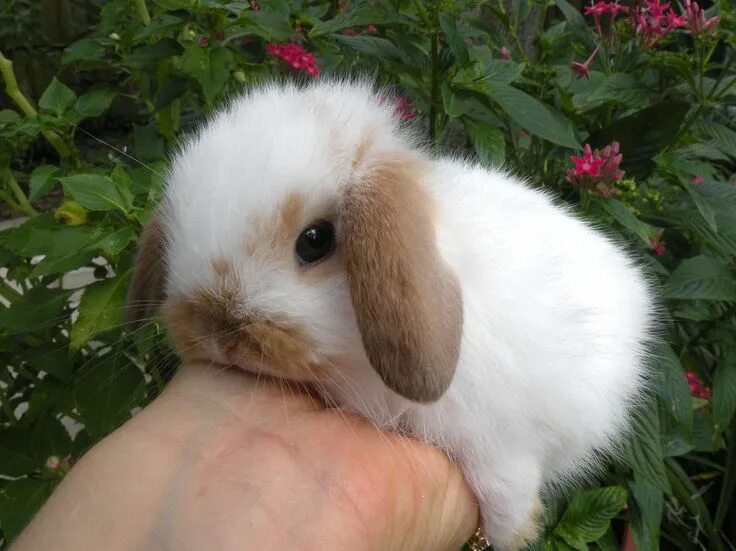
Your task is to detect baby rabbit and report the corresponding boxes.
[128,80,654,550]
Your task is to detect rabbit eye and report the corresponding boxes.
[296,221,335,265]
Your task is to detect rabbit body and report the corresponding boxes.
[145,81,654,550]
[325,158,653,549]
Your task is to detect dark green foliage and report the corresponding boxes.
[1,0,735,548]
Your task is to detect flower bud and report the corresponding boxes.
[55,201,87,226]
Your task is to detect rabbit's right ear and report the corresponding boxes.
[126,210,167,330]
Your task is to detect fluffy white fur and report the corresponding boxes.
[161,79,655,550]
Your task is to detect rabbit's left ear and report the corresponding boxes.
[341,156,463,403]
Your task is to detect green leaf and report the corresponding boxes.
[712,354,736,429]
[152,0,194,8]
[0,478,54,544]
[74,356,145,440]
[462,117,505,166]
[554,486,628,547]
[333,35,406,62]
[598,198,656,245]
[126,38,183,67]
[653,344,693,433]
[682,182,718,233]
[663,256,736,301]
[589,102,690,178]
[555,0,596,49]
[628,476,663,551]
[440,12,469,65]
[182,45,234,103]
[0,109,21,124]
[134,13,185,40]
[70,272,132,351]
[0,429,37,477]
[0,288,70,336]
[29,165,60,201]
[38,77,77,115]
[59,174,134,213]
[30,415,72,462]
[74,88,117,119]
[61,38,106,65]
[624,401,671,493]
[87,226,136,257]
[471,80,580,149]
[309,5,411,37]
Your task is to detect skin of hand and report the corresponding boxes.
[12,362,478,551]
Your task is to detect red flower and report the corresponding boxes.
[343,27,357,36]
[683,0,719,36]
[686,371,712,399]
[649,233,666,255]
[584,1,629,35]
[267,43,320,77]
[566,141,624,196]
[634,0,686,47]
[500,46,511,60]
[394,95,417,120]
[571,145,605,176]
[197,36,209,46]
[693,175,704,184]
[569,44,600,79]
[250,0,260,9]
[367,25,378,32]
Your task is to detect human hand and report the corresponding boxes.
[13,362,478,550]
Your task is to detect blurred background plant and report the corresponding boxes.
[0,0,734,549]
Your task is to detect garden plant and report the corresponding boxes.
[0,0,735,549]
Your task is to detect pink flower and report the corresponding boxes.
[566,141,624,196]
[500,46,511,60]
[394,95,417,120]
[649,233,666,255]
[197,36,209,46]
[570,45,600,79]
[584,1,629,35]
[267,43,320,77]
[367,25,378,33]
[250,0,259,9]
[683,0,719,36]
[693,175,704,184]
[634,0,686,47]
[686,371,712,399]
[343,27,357,36]
[571,145,605,176]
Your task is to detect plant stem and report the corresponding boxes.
[133,0,151,26]
[715,422,736,530]
[0,51,71,158]
[0,390,15,421]
[1,167,38,217]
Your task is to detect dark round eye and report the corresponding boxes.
[295,221,335,265]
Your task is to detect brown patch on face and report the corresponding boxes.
[163,286,326,382]
[210,258,233,279]
[341,154,464,403]
[127,210,167,330]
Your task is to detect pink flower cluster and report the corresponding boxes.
[566,141,624,196]
[266,43,320,76]
[683,0,720,36]
[634,0,686,47]
[686,371,712,399]
[584,1,629,35]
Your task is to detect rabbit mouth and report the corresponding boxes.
[162,294,329,383]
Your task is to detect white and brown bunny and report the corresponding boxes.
[128,80,655,550]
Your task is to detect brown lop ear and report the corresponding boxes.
[341,156,464,403]
[126,210,167,330]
